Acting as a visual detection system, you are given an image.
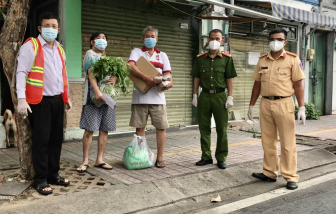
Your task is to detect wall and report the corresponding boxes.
[59,0,84,139]
[333,49,336,113]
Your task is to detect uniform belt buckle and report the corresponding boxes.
[209,90,216,94]
[269,96,275,100]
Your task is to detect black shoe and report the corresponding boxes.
[196,159,213,166]
[286,182,298,190]
[252,173,277,182]
[217,161,226,169]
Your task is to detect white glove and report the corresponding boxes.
[65,98,72,112]
[18,98,32,116]
[225,96,233,108]
[297,106,306,125]
[248,105,254,121]
[153,76,163,84]
[162,74,172,81]
[158,81,171,92]
[192,94,197,107]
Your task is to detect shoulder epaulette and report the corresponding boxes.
[259,53,267,59]
[197,53,206,58]
[221,52,232,57]
[286,52,298,57]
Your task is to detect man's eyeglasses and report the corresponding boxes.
[40,25,59,29]
[269,38,286,42]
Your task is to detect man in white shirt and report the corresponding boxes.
[128,26,173,168]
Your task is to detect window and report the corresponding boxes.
[278,25,297,41]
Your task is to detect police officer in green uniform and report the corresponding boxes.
[191,29,237,169]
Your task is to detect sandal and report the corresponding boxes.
[155,159,166,168]
[33,182,53,195]
[77,164,89,173]
[94,163,113,170]
[48,175,70,187]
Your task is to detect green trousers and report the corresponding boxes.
[197,91,228,161]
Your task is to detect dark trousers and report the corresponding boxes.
[28,95,64,185]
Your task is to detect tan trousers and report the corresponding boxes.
[259,97,299,182]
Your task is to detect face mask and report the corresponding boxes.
[269,40,285,52]
[41,28,58,42]
[209,40,221,50]
[144,38,157,48]
[95,39,107,50]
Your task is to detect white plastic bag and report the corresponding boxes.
[123,134,155,170]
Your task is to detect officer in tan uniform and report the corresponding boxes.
[248,29,306,190]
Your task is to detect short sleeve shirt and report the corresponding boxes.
[252,50,306,97]
[190,50,237,89]
[128,47,171,105]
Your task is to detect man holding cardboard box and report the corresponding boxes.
[127,26,173,168]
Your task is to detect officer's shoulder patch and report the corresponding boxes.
[197,53,206,58]
[286,52,298,57]
[259,53,268,59]
[221,52,232,57]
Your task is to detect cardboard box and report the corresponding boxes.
[128,56,161,93]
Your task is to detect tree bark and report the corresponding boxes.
[0,0,33,180]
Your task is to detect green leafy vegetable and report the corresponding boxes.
[90,55,131,103]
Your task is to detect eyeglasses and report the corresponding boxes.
[269,38,286,42]
[40,25,59,29]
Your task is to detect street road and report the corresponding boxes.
[199,172,336,214]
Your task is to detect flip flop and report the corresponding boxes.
[77,164,89,173]
[48,175,70,187]
[94,163,113,170]
[33,182,53,195]
[155,159,166,168]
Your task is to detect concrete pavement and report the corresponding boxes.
[0,115,335,213]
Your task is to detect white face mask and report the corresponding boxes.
[209,40,221,50]
[269,40,285,52]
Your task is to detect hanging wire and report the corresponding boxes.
[159,0,201,19]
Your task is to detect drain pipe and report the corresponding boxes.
[224,0,234,53]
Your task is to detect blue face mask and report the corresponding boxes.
[144,38,157,48]
[41,28,58,42]
[95,39,107,50]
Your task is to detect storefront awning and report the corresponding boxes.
[198,0,282,22]
[272,3,336,28]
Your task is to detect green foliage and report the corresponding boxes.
[0,8,6,20]
[295,103,321,120]
[90,55,131,97]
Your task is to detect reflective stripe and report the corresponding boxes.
[26,78,43,87]
[58,45,65,60]
[31,67,44,73]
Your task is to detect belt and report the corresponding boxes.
[43,94,62,99]
[263,96,290,100]
[202,88,225,94]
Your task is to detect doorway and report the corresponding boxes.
[309,31,327,115]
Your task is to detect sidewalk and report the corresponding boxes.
[0,116,335,208]
[240,115,336,141]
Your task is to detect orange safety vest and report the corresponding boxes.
[24,37,69,104]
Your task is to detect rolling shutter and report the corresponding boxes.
[82,0,196,131]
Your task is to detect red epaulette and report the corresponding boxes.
[197,53,207,58]
[221,52,232,57]
[286,52,298,57]
[259,53,267,59]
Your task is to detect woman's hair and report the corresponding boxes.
[90,32,108,49]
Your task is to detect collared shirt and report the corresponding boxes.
[128,46,171,105]
[190,50,237,90]
[16,35,66,99]
[252,50,306,97]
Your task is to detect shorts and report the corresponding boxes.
[129,104,169,129]
[80,104,116,132]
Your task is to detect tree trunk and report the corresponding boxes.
[0,0,33,180]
